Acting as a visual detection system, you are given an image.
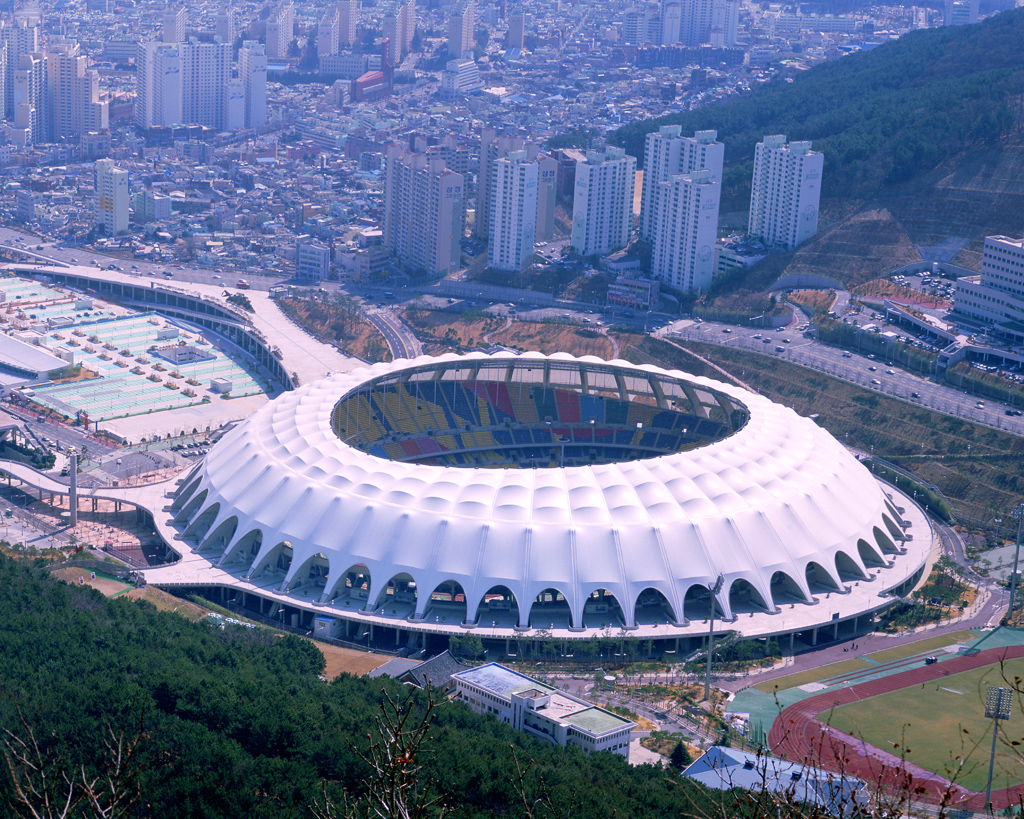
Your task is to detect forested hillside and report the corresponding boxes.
[611,8,1024,222]
[0,557,724,819]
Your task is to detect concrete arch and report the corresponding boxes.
[805,560,842,595]
[248,540,293,582]
[470,585,521,628]
[769,570,810,607]
[682,583,724,621]
[173,488,208,526]
[728,577,771,616]
[857,537,886,567]
[282,551,330,594]
[528,587,574,630]
[835,550,870,582]
[172,473,204,509]
[198,515,238,556]
[182,501,220,543]
[884,498,907,527]
[219,528,262,570]
[882,513,905,544]
[633,587,676,627]
[873,526,899,555]
[581,588,627,629]
[420,579,467,624]
[321,563,371,607]
[371,572,418,618]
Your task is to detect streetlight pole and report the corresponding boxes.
[985,685,1013,812]
[704,574,724,703]
[1006,504,1024,625]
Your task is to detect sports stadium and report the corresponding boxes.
[147,352,932,654]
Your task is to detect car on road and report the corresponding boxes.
[868,366,877,372]
[782,338,790,343]
[976,401,985,409]
[762,338,771,344]
[871,379,881,385]
[753,333,762,339]
[842,352,852,358]
[722,328,731,333]
[911,392,921,398]
[886,369,894,374]
[775,345,784,352]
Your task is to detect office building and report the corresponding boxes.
[488,151,537,272]
[384,146,464,278]
[337,0,358,48]
[296,239,331,280]
[953,235,1024,345]
[747,135,823,251]
[94,159,129,236]
[507,13,528,48]
[453,664,634,758]
[163,7,186,43]
[651,170,719,293]
[449,0,475,58]
[133,189,172,223]
[238,41,267,128]
[570,146,635,258]
[639,126,723,241]
[440,58,482,97]
[265,1,295,59]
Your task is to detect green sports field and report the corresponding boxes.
[821,657,1024,793]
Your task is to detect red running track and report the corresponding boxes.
[768,645,1024,812]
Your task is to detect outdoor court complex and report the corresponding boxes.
[138,351,932,655]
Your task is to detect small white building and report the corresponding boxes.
[296,239,331,281]
[440,58,483,97]
[452,663,634,757]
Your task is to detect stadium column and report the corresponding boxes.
[69,451,78,526]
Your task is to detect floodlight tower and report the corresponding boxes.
[704,574,725,703]
[1006,503,1024,624]
[984,685,1013,812]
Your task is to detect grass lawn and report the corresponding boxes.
[822,657,1024,792]
[866,631,976,664]
[754,658,871,693]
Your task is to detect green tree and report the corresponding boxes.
[670,741,691,770]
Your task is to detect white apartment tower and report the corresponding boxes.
[382,0,415,59]
[265,1,295,59]
[238,41,267,128]
[215,8,237,45]
[710,0,739,47]
[47,40,108,140]
[94,159,129,236]
[747,135,823,251]
[449,0,475,58]
[163,7,186,43]
[318,8,340,57]
[678,0,715,46]
[384,147,465,278]
[640,126,723,241]
[135,41,182,128]
[476,128,523,240]
[13,52,47,145]
[570,146,636,258]
[2,20,40,120]
[651,170,719,293]
[507,13,529,48]
[488,151,538,273]
[180,40,233,130]
[337,0,358,47]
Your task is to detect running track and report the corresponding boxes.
[768,645,1024,812]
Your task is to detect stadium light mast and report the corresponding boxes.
[984,685,1013,812]
[704,574,725,703]
[1006,503,1024,624]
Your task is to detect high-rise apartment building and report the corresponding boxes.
[2,20,39,121]
[651,170,719,293]
[639,126,723,241]
[135,41,182,129]
[476,128,556,247]
[449,0,475,58]
[747,135,823,251]
[507,13,529,48]
[570,146,636,257]
[47,39,108,140]
[238,41,267,128]
[710,0,739,46]
[382,0,415,59]
[488,151,538,273]
[94,159,129,236]
[13,51,47,145]
[678,0,715,46]
[384,146,464,278]
[215,8,237,45]
[318,8,340,57]
[180,40,233,130]
[265,1,295,59]
[163,6,186,43]
[337,0,358,47]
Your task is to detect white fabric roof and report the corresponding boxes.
[170,352,907,630]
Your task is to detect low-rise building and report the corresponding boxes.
[452,664,634,758]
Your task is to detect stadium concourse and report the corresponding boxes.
[135,352,934,657]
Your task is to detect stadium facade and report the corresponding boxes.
[149,352,931,654]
